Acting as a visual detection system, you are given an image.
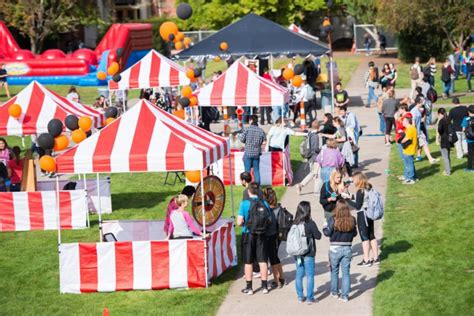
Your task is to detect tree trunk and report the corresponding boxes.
[30,37,37,55]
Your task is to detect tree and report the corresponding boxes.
[378,0,474,52]
[0,0,103,53]
[341,0,378,24]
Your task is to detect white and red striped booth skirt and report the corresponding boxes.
[0,190,88,232]
[59,219,236,293]
[210,147,293,186]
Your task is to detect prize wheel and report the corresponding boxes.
[192,175,226,226]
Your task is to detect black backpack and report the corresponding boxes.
[276,206,294,241]
[448,124,458,145]
[247,199,271,235]
[465,117,474,141]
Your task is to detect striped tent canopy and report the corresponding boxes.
[196,60,289,107]
[0,81,103,136]
[55,99,230,174]
[108,49,190,90]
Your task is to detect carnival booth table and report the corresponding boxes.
[196,60,293,186]
[55,100,237,293]
[0,81,107,232]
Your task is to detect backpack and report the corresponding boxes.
[365,188,384,220]
[426,87,438,103]
[369,67,379,82]
[286,224,308,256]
[306,85,315,100]
[246,199,272,235]
[300,133,313,159]
[448,124,458,145]
[410,65,420,80]
[465,117,474,141]
[276,206,294,241]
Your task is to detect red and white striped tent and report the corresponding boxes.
[108,49,190,91]
[56,99,230,174]
[196,60,289,107]
[0,81,103,136]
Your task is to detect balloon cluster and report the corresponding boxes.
[160,19,192,50]
[97,47,123,82]
[37,114,96,172]
[104,106,118,125]
[178,85,198,107]
[185,67,201,82]
[283,63,305,87]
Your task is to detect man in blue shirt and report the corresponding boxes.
[237,182,270,295]
[461,105,474,172]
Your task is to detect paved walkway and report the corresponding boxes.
[217,58,400,316]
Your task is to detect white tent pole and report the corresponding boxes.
[200,170,209,288]
[96,173,103,241]
[228,154,235,219]
[83,174,89,228]
[330,54,335,114]
[55,176,62,248]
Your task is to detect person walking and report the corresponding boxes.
[298,121,322,194]
[441,59,455,99]
[240,115,266,184]
[466,57,474,93]
[364,62,379,108]
[461,105,474,172]
[339,105,361,168]
[426,57,437,87]
[409,57,423,101]
[292,201,322,304]
[344,172,380,266]
[448,97,469,159]
[0,64,11,98]
[323,200,357,302]
[399,115,418,184]
[382,89,398,145]
[377,31,387,55]
[363,33,372,56]
[315,139,345,183]
[437,108,453,176]
[334,82,350,110]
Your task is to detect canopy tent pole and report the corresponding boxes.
[228,154,235,219]
[55,176,62,249]
[200,170,209,288]
[329,54,335,114]
[96,173,103,241]
[83,174,90,228]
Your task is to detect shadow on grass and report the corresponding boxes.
[111,191,173,210]
[379,239,413,260]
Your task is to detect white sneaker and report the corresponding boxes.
[253,272,261,278]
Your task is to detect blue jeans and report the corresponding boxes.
[377,112,385,134]
[397,143,404,159]
[443,80,451,96]
[467,73,472,91]
[243,156,261,184]
[271,105,288,122]
[401,153,416,180]
[365,43,371,55]
[353,132,360,167]
[368,86,378,107]
[295,256,315,300]
[320,166,335,183]
[329,246,352,299]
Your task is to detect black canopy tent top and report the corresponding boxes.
[175,13,330,60]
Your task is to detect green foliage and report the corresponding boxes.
[141,16,173,56]
[341,0,378,24]
[396,29,450,63]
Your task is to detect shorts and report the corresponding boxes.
[418,133,427,147]
[357,211,375,241]
[241,233,267,264]
[265,235,281,266]
[384,117,395,135]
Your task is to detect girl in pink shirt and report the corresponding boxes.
[167,195,203,239]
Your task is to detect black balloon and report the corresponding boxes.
[179,97,190,107]
[105,106,118,119]
[177,3,193,20]
[294,64,304,75]
[112,74,121,82]
[37,133,54,150]
[47,119,63,137]
[65,115,79,131]
[193,68,202,77]
[116,47,124,58]
[168,34,175,41]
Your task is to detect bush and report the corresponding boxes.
[396,29,450,63]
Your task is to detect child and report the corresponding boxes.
[167,194,203,239]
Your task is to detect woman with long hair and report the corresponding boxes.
[345,172,379,266]
[7,146,23,192]
[426,57,437,87]
[292,201,321,304]
[0,137,10,166]
[323,200,357,302]
[320,168,345,221]
[167,194,203,239]
[379,63,392,89]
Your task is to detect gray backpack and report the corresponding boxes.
[286,224,308,256]
[365,188,384,220]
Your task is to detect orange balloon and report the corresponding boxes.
[213,56,221,62]
[183,37,191,46]
[186,69,195,79]
[219,42,228,51]
[181,85,193,98]
[71,129,87,143]
[8,104,22,118]
[185,170,201,183]
[190,96,198,106]
[105,117,115,125]
[39,155,56,172]
[97,71,107,81]
[292,75,303,87]
[53,134,69,151]
[78,116,93,132]
[159,21,179,41]
[176,32,185,41]
[283,68,295,80]
[107,62,119,75]
[175,41,183,50]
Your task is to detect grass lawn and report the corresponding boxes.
[0,135,304,315]
[392,62,474,104]
[374,133,474,315]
